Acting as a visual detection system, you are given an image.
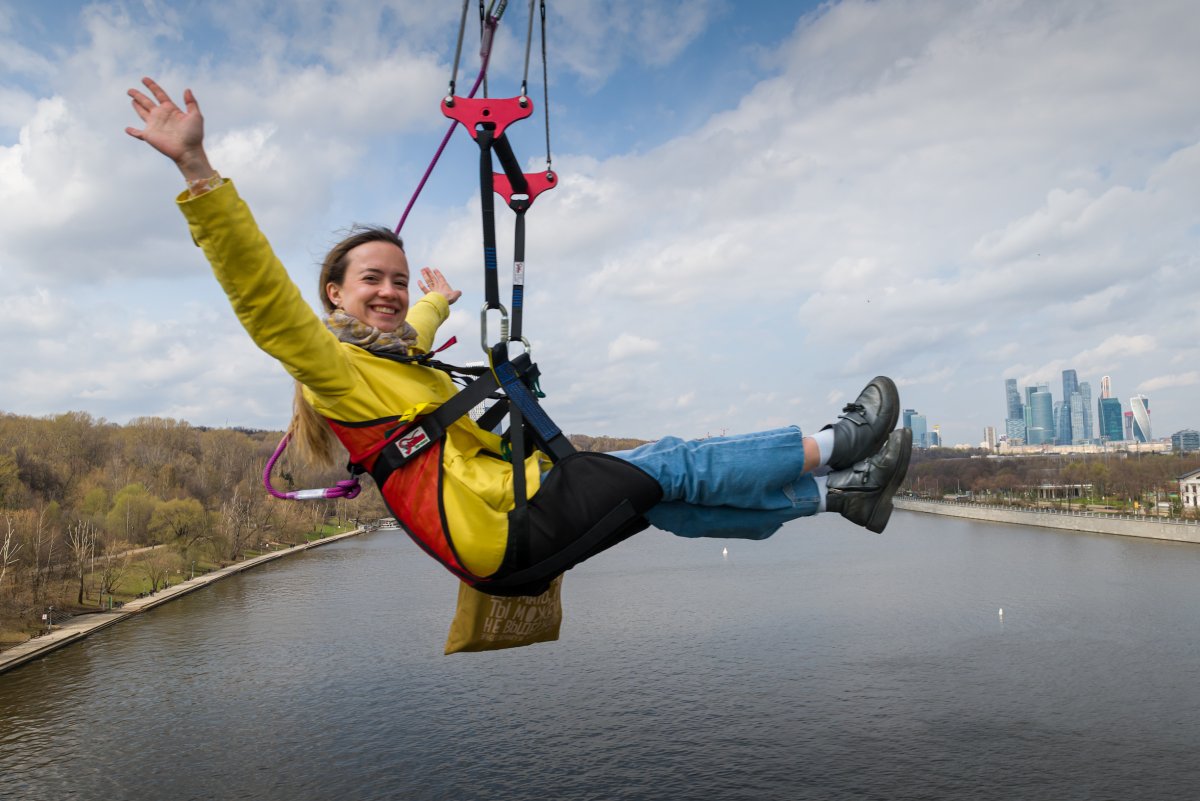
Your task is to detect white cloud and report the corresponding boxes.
[607,333,661,362]
[1139,372,1200,394]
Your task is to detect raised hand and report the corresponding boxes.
[418,267,462,305]
[125,77,214,183]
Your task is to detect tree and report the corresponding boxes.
[1,514,22,597]
[141,548,178,594]
[0,452,23,509]
[106,483,159,545]
[66,519,97,605]
[95,538,133,605]
[220,487,257,561]
[150,498,208,547]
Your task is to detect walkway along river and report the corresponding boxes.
[895,497,1200,545]
[0,526,369,675]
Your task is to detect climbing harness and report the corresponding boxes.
[263,1,662,594]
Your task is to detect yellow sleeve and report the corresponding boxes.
[176,181,355,401]
[407,293,450,353]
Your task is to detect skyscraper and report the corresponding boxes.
[1055,400,1070,445]
[903,409,917,431]
[1130,395,1151,442]
[1005,378,1023,421]
[1069,393,1086,445]
[1124,411,1134,441]
[1100,375,1112,399]
[910,414,928,449]
[1030,389,1054,445]
[1061,369,1078,444]
[1098,397,1123,442]
[1078,381,1093,442]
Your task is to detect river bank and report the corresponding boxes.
[0,526,371,676]
[895,497,1200,544]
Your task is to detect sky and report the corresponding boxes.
[2,0,1197,446]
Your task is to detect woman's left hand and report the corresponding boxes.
[418,268,462,305]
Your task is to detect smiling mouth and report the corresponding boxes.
[371,306,399,316]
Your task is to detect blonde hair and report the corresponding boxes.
[286,226,406,467]
[288,383,342,468]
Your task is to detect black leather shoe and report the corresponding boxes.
[822,376,900,471]
[826,428,912,533]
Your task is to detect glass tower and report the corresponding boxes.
[910,414,928,449]
[1079,381,1093,442]
[1130,395,1151,442]
[1098,397,1123,442]
[1061,370,1078,444]
[1030,390,1054,445]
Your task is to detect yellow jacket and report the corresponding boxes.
[179,181,543,577]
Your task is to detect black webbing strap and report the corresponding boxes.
[366,368,501,487]
[493,133,529,340]
[477,127,501,311]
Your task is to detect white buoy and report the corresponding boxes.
[999,608,1004,618]
[722,546,728,557]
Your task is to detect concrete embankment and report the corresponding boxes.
[0,528,368,676]
[895,498,1200,545]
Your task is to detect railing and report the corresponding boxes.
[900,497,1200,526]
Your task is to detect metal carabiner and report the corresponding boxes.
[480,303,510,354]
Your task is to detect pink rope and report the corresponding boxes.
[395,17,500,234]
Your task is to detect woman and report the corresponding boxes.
[125,78,911,594]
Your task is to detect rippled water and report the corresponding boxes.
[2,512,1199,800]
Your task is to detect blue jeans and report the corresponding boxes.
[610,426,820,539]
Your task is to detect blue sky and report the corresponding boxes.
[2,0,1198,446]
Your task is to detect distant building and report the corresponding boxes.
[930,425,942,448]
[1054,400,1070,445]
[1069,393,1086,445]
[1061,369,1079,443]
[1172,430,1200,453]
[1029,390,1054,445]
[1005,418,1027,444]
[1124,411,1134,441]
[903,408,917,431]
[1100,375,1112,399]
[1098,397,1123,442]
[1005,379,1023,422]
[1079,382,1093,443]
[1180,468,1200,511]
[984,426,997,451]
[910,414,928,449]
[1130,394,1151,442]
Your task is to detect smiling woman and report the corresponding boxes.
[124,73,910,640]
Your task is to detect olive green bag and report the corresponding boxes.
[444,575,563,654]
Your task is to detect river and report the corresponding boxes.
[2,510,1198,800]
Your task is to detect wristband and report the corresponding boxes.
[187,172,225,197]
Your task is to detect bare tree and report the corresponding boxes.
[1,515,22,596]
[141,548,177,594]
[220,487,256,561]
[66,519,97,605]
[96,540,132,606]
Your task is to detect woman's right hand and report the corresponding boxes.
[125,77,214,183]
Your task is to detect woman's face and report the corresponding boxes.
[326,241,410,333]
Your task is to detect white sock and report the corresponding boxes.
[815,475,828,512]
[812,428,836,469]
